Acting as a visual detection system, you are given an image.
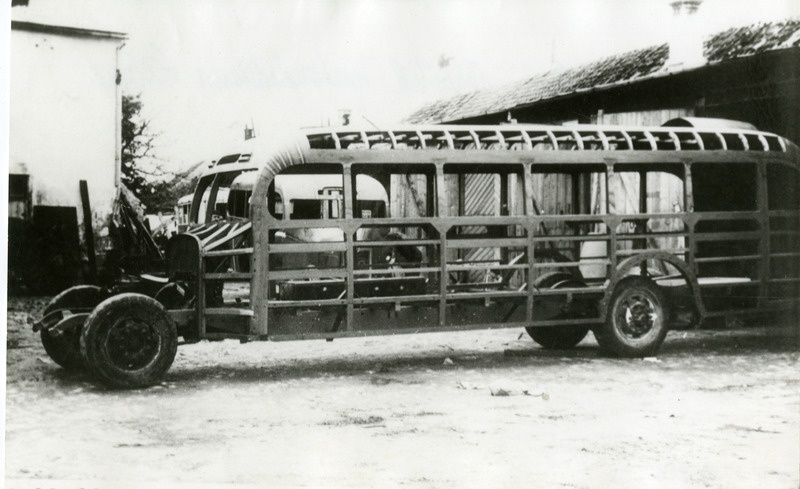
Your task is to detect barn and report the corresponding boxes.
[402,15,799,275]
[405,19,800,143]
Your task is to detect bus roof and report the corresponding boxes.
[295,123,796,153]
[203,121,799,185]
[228,121,796,156]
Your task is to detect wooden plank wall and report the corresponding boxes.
[598,108,691,126]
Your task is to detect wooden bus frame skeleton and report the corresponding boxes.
[35,122,800,388]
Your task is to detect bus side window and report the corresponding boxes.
[291,199,325,219]
[692,162,759,280]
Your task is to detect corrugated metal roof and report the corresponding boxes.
[405,19,800,125]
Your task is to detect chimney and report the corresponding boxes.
[667,0,705,68]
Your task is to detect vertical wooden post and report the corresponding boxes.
[435,162,448,326]
[524,163,535,322]
[342,163,355,331]
[683,161,697,274]
[606,160,618,275]
[79,180,97,282]
[757,161,770,308]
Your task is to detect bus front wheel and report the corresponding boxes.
[596,276,669,357]
[80,294,178,389]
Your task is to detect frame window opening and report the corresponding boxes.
[267,166,347,293]
[443,164,525,219]
[692,162,758,212]
[442,164,526,285]
[612,166,686,233]
[767,164,800,302]
[351,163,435,233]
[611,164,686,277]
[530,165,609,282]
[767,163,800,211]
[350,164,436,278]
[691,162,762,285]
[267,165,345,222]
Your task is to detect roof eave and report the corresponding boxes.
[446,46,800,124]
[11,20,128,41]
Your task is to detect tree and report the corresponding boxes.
[141,172,198,213]
[121,94,162,203]
[121,94,198,212]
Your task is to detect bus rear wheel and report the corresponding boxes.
[526,273,591,349]
[80,294,178,389]
[596,276,669,357]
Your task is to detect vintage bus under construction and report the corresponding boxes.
[35,120,800,388]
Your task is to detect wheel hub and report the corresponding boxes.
[620,294,658,338]
[107,319,160,370]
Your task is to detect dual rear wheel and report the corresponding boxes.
[80,294,178,389]
[39,288,178,389]
[40,285,107,371]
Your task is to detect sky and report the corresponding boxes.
[7,0,800,173]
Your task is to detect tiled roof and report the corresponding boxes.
[405,19,800,124]
[704,19,800,61]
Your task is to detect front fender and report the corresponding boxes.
[601,251,706,321]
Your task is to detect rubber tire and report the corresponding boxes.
[40,285,106,371]
[526,273,591,349]
[596,276,670,357]
[80,293,178,389]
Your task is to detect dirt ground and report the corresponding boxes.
[4,295,800,489]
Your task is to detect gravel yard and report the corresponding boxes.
[5,296,799,489]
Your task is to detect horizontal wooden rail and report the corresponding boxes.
[205,272,253,280]
[204,248,254,257]
[268,269,348,280]
[616,248,689,256]
[694,232,762,242]
[694,255,762,263]
[204,308,254,317]
[354,239,440,247]
[269,242,347,253]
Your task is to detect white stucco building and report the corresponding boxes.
[9,20,127,289]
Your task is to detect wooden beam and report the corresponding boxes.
[79,180,97,282]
